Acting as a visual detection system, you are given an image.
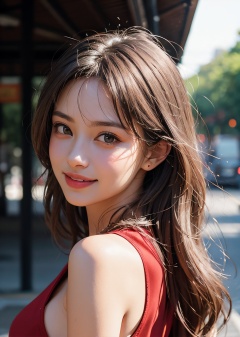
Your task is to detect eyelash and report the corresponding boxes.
[52,123,120,145]
[52,122,72,135]
[97,132,120,145]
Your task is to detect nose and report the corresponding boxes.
[67,140,89,168]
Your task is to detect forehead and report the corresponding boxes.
[55,77,119,123]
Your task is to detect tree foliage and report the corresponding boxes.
[185,38,240,136]
[2,103,21,147]
[0,77,43,148]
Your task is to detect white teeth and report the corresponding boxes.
[71,178,84,181]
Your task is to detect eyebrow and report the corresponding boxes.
[53,111,74,122]
[53,110,126,129]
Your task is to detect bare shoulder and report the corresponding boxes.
[67,233,146,336]
[68,232,146,300]
[69,233,143,274]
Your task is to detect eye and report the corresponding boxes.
[97,132,119,144]
[53,123,72,135]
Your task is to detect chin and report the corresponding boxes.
[62,193,84,207]
[66,199,86,207]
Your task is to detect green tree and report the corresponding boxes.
[185,35,240,137]
[2,103,21,147]
[1,77,43,148]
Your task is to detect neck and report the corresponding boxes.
[86,203,128,236]
[86,192,143,236]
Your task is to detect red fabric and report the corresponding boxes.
[9,229,173,337]
[111,229,173,337]
[9,264,68,337]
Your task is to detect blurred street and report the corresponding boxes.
[205,187,240,314]
[0,186,240,336]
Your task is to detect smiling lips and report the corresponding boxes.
[64,172,97,189]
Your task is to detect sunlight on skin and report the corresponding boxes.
[49,77,151,233]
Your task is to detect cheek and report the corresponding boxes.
[49,136,62,166]
[107,144,141,161]
[49,136,55,163]
[104,148,143,175]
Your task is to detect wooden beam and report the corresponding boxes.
[127,0,148,27]
[34,26,66,41]
[0,14,19,27]
[40,0,78,36]
[178,0,199,50]
[0,13,66,41]
[143,0,160,35]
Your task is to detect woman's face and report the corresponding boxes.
[49,77,148,213]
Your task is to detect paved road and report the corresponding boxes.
[205,187,240,314]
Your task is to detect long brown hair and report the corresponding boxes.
[32,27,231,336]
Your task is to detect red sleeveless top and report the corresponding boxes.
[9,229,173,337]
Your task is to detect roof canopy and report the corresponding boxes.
[0,0,199,76]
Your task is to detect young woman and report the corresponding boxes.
[10,27,231,337]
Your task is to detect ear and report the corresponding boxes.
[141,140,171,171]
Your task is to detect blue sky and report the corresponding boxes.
[179,0,240,78]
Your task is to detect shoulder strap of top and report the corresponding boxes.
[109,228,173,337]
